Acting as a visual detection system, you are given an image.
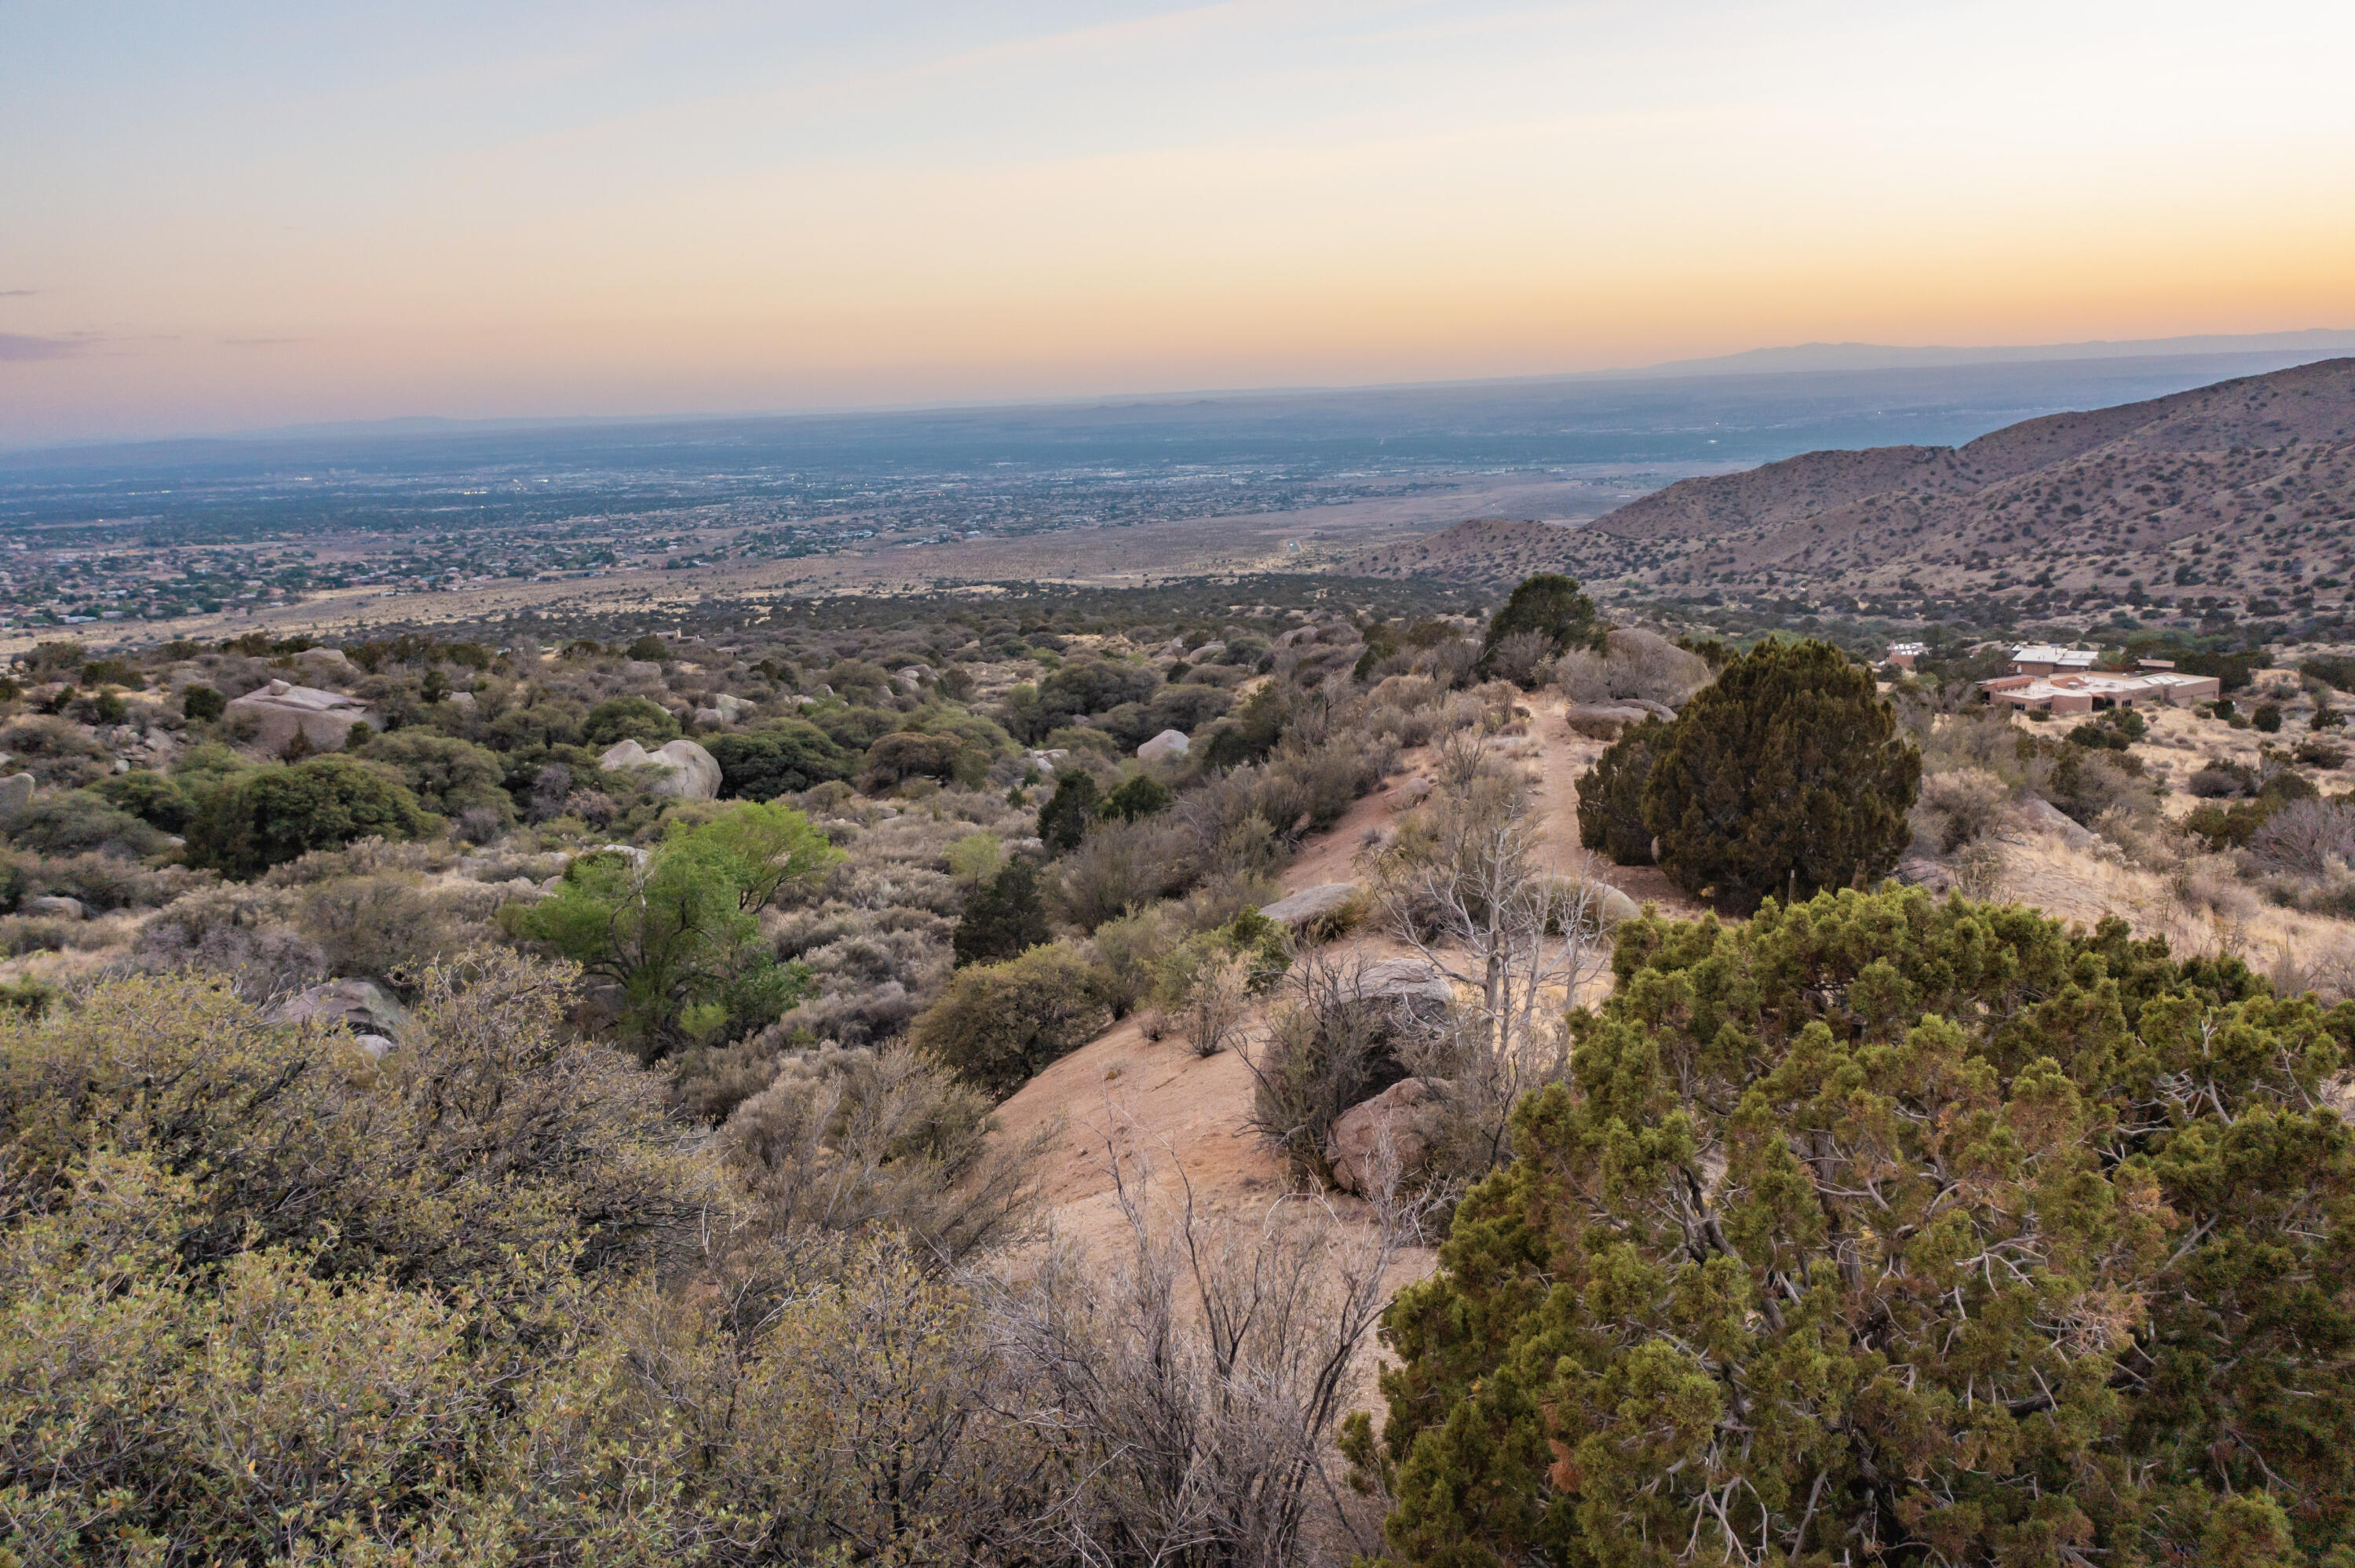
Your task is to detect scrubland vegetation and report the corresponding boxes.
[5,582,2355,1565]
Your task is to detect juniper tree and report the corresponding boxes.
[1478,574,1601,676]
[1348,888,2355,1568]
[1575,715,1670,864]
[1036,771,1100,854]
[1641,637,1918,909]
[951,858,1050,968]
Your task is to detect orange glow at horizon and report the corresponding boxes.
[4,0,2353,444]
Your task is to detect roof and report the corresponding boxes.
[1981,669,2215,703]
[2010,644,2098,668]
[1886,641,1928,657]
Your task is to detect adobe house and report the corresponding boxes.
[1977,668,2222,715]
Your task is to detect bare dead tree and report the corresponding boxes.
[985,1128,1437,1567]
[1365,734,1612,1172]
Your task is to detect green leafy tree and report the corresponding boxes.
[2256,702,2285,733]
[2,790,166,859]
[359,730,515,826]
[181,684,225,722]
[951,858,1050,968]
[626,633,669,663]
[1479,573,1600,673]
[1099,772,1174,823]
[186,757,434,878]
[860,731,984,792]
[1351,888,2355,1568]
[706,720,853,800]
[1038,771,1100,854]
[1203,681,1288,768]
[907,941,1109,1098]
[1574,716,1669,863]
[97,768,196,833]
[582,695,681,749]
[504,802,838,1057]
[1641,638,1919,908]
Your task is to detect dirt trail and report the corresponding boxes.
[990,693,1701,1261]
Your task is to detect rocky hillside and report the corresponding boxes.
[1342,517,1604,584]
[1567,357,2355,613]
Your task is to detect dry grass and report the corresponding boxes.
[1984,826,2355,983]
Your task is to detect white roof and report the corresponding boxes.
[1986,670,2211,702]
[1886,641,1928,656]
[2010,644,2098,668]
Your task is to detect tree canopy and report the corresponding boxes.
[185,756,434,877]
[1351,888,2355,1568]
[503,800,838,1056]
[1638,637,1919,908]
[1479,574,1601,673]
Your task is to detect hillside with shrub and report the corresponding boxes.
[5,578,2355,1563]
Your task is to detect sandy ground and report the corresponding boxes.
[987,692,1709,1280]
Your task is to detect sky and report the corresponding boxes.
[4,0,2353,447]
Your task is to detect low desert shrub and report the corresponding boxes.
[907,941,1110,1098]
[1915,765,2011,852]
[718,1041,1038,1261]
[581,695,681,748]
[186,757,435,878]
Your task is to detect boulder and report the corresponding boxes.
[1895,855,1955,892]
[265,978,410,1039]
[1546,874,1640,926]
[1346,957,1455,1009]
[224,680,377,753]
[0,773,33,824]
[597,738,721,800]
[895,666,929,692]
[23,895,84,921]
[293,646,354,679]
[692,693,755,727]
[1137,728,1191,764]
[1327,1078,1449,1194]
[1026,747,1071,778]
[1191,641,1226,661]
[445,690,476,712]
[352,1034,396,1060]
[1563,702,1657,740]
[1260,882,1360,929]
[621,658,665,680]
[2015,794,2098,849]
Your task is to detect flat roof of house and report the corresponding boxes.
[2010,644,2098,667]
[1981,669,2214,702]
[1886,641,1928,656]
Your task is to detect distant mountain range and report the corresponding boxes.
[14,331,2355,465]
[1524,356,2355,618]
[1599,330,2355,381]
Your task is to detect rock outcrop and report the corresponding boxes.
[1563,702,1660,739]
[1260,882,1361,930]
[598,738,721,800]
[692,693,754,726]
[265,978,410,1042]
[1137,729,1190,764]
[1327,1078,1448,1194]
[225,680,377,753]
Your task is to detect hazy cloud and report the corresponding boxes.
[0,290,35,298]
[222,336,304,347]
[0,333,89,361]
